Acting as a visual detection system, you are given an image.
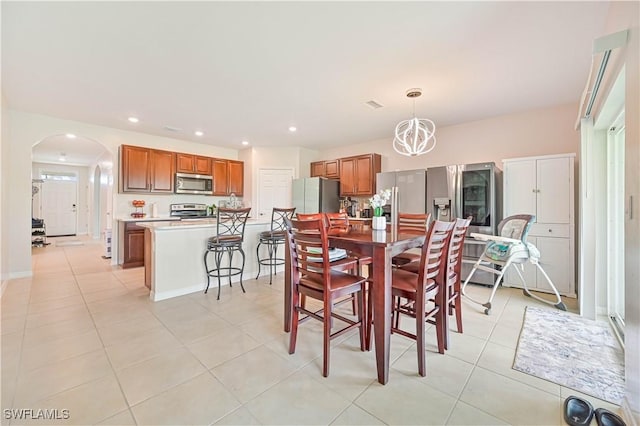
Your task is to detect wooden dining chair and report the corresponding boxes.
[389,219,454,377]
[391,213,431,267]
[285,217,367,377]
[325,212,373,317]
[402,217,471,349]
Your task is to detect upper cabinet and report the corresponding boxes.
[212,159,244,196]
[227,160,244,196]
[310,160,339,179]
[339,154,381,196]
[120,144,242,196]
[176,153,212,175]
[120,145,175,193]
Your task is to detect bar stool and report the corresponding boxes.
[204,207,251,300]
[256,207,296,285]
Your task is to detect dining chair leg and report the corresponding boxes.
[365,282,372,351]
[416,293,427,377]
[289,291,299,354]
[358,289,366,351]
[436,292,446,355]
[323,298,332,377]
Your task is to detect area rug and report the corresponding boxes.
[513,306,624,404]
[55,240,84,247]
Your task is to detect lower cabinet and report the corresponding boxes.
[123,223,145,268]
[503,233,574,297]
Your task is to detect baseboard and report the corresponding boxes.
[151,283,205,302]
[9,270,32,280]
[621,397,639,426]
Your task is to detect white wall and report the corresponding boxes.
[0,93,7,287]
[595,1,640,419]
[32,162,91,235]
[4,110,240,277]
[318,103,580,172]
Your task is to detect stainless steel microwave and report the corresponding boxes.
[175,173,213,195]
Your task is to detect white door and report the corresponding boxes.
[42,180,78,236]
[257,168,294,220]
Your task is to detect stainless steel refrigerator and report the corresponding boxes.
[376,169,427,225]
[292,177,340,214]
[426,162,502,285]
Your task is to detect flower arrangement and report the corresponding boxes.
[369,189,391,217]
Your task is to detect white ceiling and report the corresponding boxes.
[3,1,610,156]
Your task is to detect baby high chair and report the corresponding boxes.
[461,214,566,315]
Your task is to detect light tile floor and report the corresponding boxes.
[1,236,620,425]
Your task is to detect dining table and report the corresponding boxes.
[283,225,426,385]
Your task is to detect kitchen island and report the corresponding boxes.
[137,218,272,301]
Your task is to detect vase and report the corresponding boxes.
[372,216,386,230]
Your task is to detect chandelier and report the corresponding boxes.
[393,88,436,157]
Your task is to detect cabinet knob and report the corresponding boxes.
[548,229,552,233]
[532,189,536,193]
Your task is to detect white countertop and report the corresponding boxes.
[117,216,180,222]
[136,217,271,230]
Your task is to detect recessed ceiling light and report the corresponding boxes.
[241,140,249,146]
[65,133,76,139]
[128,117,139,123]
[288,126,297,132]
[194,131,204,137]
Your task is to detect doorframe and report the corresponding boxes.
[606,110,625,344]
[579,67,625,320]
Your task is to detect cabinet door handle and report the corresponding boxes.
[629,195,634,220]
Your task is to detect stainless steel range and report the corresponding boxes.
[169,203,214,219]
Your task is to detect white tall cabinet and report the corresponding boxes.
[502,153,576,297]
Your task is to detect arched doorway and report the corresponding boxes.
[32,134,113,245]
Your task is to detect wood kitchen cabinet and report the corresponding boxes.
[227,160,244,196]
[339,153,381,196]
[310,160,339,179]
[122,222,145,268]
[120,145,175,193]
[212,158,244,196]
[176,153,212,175]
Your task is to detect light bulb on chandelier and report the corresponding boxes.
[393,88,436,157]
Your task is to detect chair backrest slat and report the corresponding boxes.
[416,220,455,285]
[398,213,431,235]
[325,212,350,232]
[447,217,472,283]
[286,218,332,286]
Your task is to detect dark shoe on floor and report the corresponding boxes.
[595,408,626,426]
[564,396,594,426]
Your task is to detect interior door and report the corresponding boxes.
[257,168,294,219]
[42,180,77,236]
